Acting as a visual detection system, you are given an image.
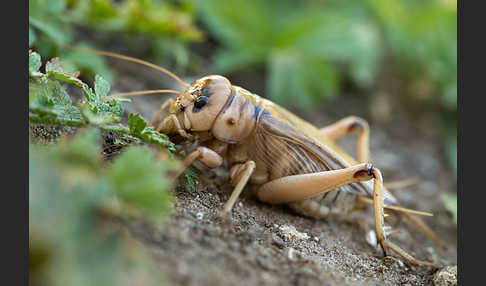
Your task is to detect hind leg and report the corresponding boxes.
[256,163,435,267]
[323,117,440,250]
[320,117,419,188]
[320,116,370,163]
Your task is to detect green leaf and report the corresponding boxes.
[183,169,198,192]
[107,146,174,216]
[29,51,42,73]
[44,57,86,87]
[126,113,175,150]
[50,71,85,87]
[30,73,72,107]
[45,57,63,73]
[128,113,147,135]
[44,127,103,170]
[94,74,111,98]
[81,83,98,103]
[140,128,174,151]
[29,124,163,286]
[80,103,121,126]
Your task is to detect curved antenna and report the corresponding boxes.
[109,89,185,98]
[59,43,190,89]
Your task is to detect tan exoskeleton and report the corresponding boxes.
[70,46,445,268]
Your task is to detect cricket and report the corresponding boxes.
[67,45,445,269]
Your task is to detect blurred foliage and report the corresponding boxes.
[196,0,457,173]
[441,192,457,224]
[29,50,176,151]
[29,127,176,285]
[371,0,457,110]
[196,0,456,111]
[29,0,203,81]
[29,49,180,285]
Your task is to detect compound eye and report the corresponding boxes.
[193,96,208,112]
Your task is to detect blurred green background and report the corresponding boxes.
[29,0,457,285]
[29,0,457,164]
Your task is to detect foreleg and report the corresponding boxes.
[156,114,193,140]
[172,146,223,179]
[151,98,175,127]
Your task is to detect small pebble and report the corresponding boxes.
[366,230,377,248]
[228,240,240,251]
[271,233,285,248]
[256,256,271,270]
[279,225,309,241]
[432,265,457,286]
[287,247,299,261]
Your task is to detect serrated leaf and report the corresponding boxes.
[128,113,147,134]
[29,75,72,107]
[29,51,42,73]
[45,57,64,73]
[81,83,97,103]
[44,58,85,92]
[80,103,121,125]
[94,74,111,98]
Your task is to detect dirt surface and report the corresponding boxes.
[32,59,457,285]
[121,130,456,286]
[104,62,456,286]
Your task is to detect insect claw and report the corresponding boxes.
[380,242,388,256]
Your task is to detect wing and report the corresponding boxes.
[242,93,397,204]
